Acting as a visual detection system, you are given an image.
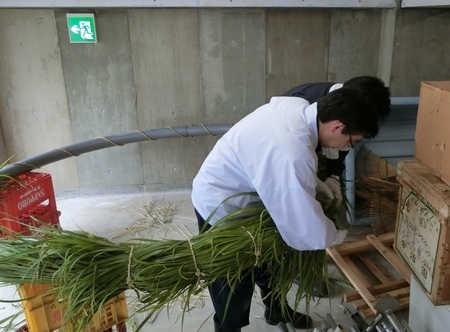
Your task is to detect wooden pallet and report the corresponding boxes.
[326,232,411,318]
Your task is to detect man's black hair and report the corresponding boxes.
[317,87,379,139]
[343,76,391,120]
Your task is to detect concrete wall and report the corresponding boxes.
[0,6,450,196]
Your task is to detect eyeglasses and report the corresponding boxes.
[348,134,354,149]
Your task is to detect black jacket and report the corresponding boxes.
[283,82,348,177]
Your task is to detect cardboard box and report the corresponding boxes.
[395,160,450,305]
[415,81,450,186]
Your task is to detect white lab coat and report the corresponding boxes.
[191,96,337,251]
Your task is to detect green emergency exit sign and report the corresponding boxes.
[67,13,97,43]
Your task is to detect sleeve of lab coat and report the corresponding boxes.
[254,149,338,251]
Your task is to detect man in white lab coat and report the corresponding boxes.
[284,76,391,297]
[192,87,387,332]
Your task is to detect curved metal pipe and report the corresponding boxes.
[0,124,233,178]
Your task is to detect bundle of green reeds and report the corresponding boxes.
[0,195,338,331]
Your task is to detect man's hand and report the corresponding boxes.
[324,176,342,207]
[316,179,334,200]
[316,177,342,207]
[332,229,348,246]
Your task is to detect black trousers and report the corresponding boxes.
[195,209,271,331]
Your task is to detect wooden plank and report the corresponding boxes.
[344,256,373,288]
[331,232,394,256]
[351,287,410,310]
[356,252,391,284]
[327,246,377,314]
[350,287,410,310]
[359,297,410,319]
[384,287,411,299]
[387,246,410,280]
[367,234,411,283]
[344,279,409,302]
[329,232,411,317]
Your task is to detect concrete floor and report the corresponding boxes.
[0,190,409,331]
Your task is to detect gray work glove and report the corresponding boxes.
[316,177,342,207]
[332,229,348,246]
[324,177,342,207]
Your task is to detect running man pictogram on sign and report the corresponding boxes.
[67,13,97,43]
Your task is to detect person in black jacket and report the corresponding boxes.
[284,76,391,207]
[284,76,391,297]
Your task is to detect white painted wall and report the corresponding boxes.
[409,277,450,332]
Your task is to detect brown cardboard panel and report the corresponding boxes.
[425,81,450,91]
[415,81,450,186]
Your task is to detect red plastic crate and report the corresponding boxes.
[0,172,59,235]
[15,325,29,332]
